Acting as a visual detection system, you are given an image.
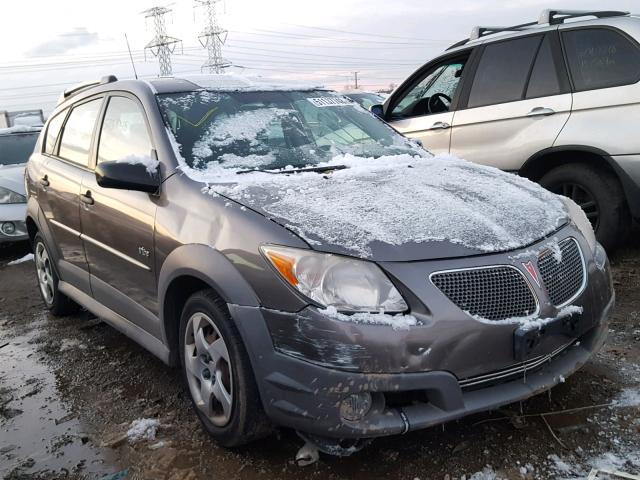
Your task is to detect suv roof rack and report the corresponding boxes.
[447,9,630,50]
[59,75,118,103]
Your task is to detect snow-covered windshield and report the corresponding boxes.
[157,90,417,171]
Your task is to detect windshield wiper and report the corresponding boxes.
[236,165,347,175]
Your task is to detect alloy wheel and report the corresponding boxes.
[184,312,233,427]
[35,241,54,305]
[556,183,600,230]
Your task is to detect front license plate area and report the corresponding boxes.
[513,312,586,361]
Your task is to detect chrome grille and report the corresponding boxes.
[538,238,585,306]
[431,266,537,321]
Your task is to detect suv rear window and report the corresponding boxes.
[562,28,640,91]
[468,35,542,108]
[526,35,562,99]
[58,98,102,166]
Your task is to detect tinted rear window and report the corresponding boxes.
[45,109,66,155]
[0,133,39,165]
[526,35,562,98]
[468,35,542,108]
[562,28,640,91]
[58,99,102,166]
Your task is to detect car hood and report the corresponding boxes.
[200,153,569,261]
[0,163,26,195]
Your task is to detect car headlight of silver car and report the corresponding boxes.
[0,186,26,204]
[562,197,596,252]
[261,245,408,313]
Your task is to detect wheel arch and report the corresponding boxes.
[158,244,260,367]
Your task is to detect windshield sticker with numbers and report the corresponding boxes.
[307,97,355,107]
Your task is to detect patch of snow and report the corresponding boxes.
[468,305,583,329]
[180,150,568,258]
[178,73,324,92]
[321,305,417,330]
[548,240,563,263]
[60,338,87,351]
[7,254,33,265]
[467,466,502,479]
[0,125,41,135]
[115,154,159,174]
[126,418,160,443]
[613,387,640,407]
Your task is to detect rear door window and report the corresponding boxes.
[526,35,562,98]
[562,28,640,91]
[468,35,542,108]
[44,109,67,155]
[58,98,102,167]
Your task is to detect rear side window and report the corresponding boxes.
[562,28,640,91]
[526,35,562,98]
[44,110,66,154]
[468,35,542,108]
[58,98,102,166]
[97,97,152,164]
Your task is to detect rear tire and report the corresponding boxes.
[33,233,80,316]
[539,163,629,250]
[179,289,271,447]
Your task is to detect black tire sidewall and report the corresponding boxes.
[539,164,629,250]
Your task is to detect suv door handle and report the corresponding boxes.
[527,107,556,117]
[39,175,49,187]
[427,121,451,130]
[80,191,94,206]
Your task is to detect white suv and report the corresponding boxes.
[379,9,640,250]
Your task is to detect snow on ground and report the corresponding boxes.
[126,418,160,443]
[7,254,33,265]
[614,386,640,407]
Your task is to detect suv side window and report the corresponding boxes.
[58,98,102,167]
[526,35,562,99]
[468,35,542,108]
[392,59,467,118]
[44,109,67,155]
[562,28,640,91]
[97,96,152,164]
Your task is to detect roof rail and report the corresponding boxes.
[447,8,630,51]
[59,75,118,103]
[539,9,630,25]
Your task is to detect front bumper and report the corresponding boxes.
[230,228,614,440]
[0,204,28,243]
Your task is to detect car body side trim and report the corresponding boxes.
[81,233,151,271]
[50,219,81,237]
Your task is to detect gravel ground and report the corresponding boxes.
[0,240,638,480]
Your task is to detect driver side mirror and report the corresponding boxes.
[369,104,384,118]
[95,158,160,193]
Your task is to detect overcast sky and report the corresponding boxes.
[0,0,637,113]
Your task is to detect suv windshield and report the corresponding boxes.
[158,90,418,171]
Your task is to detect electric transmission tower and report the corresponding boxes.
[195,0,231,73]
[142,6,182,76]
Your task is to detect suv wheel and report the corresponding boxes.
[179,290,271,447]
[539,163,629,250]
[33,233,80,316]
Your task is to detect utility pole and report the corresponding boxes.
[195,0,231,73]
[353,71,359,89]
[142,6,182,76]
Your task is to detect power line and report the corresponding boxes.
[275,22,454,43]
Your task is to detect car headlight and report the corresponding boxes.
[0,186,26,204]
[562,197,596,252]
[261,245,408,313]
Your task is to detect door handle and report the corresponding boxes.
[427,121,451,130]
[80,191,94,206]
[39,175,49,187]
[527,107,556,117]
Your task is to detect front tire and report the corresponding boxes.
[33,233,79,316]
[179,290,271,447]
[539,163,629,250]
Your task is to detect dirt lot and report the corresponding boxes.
[0,240,639,480]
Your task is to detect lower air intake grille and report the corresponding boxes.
[431,266,537,321]
[538,238,585,306]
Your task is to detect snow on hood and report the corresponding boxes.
[0,163,26,194]
[184,151,568,260]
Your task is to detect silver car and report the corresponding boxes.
[378,9,640,250]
